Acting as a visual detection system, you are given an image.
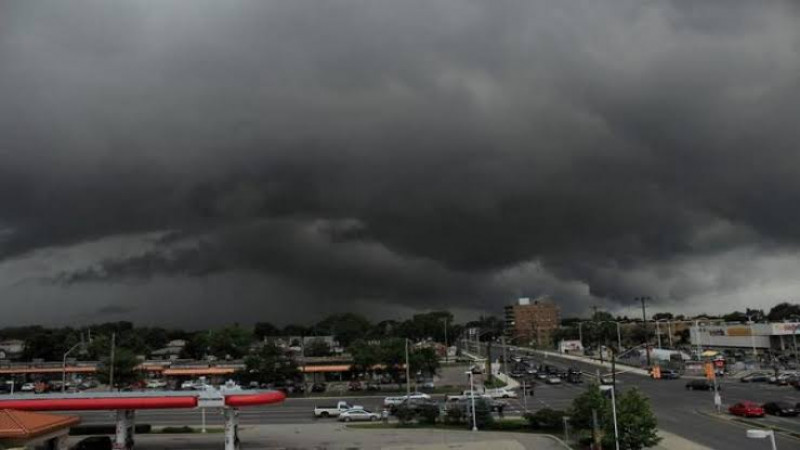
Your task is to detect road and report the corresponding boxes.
[505,348,800,449]
[58,352,800,449]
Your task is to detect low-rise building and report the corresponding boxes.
[690,321,800,353]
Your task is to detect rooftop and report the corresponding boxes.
[0,409,79,440]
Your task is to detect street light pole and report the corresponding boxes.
[655,321,662,349]
[747,315,758,359]
[610,348,620,450]
[466,371,478,431]
[62,343,83,393]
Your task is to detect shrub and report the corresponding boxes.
[524,408,565,430]
[444,404,465,425]
[472,398,494,429]
[417,403,440,425]
[394,404,416,425]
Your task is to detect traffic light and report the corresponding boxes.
[651,365,661,379]
[704,362,715,380]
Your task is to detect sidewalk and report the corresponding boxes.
[462,350,520,389]
[653,430,714,450]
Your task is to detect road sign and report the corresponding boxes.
[197,392,225,408]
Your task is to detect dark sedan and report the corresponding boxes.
[763,401,799,417]
[740,373,770,383]
[685,379,718,391]
[661,369,681,380]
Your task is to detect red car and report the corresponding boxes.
[729,401,765,418]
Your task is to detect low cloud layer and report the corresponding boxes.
[1,0,800,326]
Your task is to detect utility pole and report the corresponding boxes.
[443,318,449,363]
[405,338,411,397]
[109,332,116,391]
[639,297,651,367]
[485,338,493,383]
[501,336,507,376]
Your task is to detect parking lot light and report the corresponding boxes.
[746,429,777,450]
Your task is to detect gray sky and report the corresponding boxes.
[1,0,800,327]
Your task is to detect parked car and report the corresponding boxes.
[546,376,562,385]
[71,436,112,450]
[600,375,614,385]
[338,408,380,422]
[763,401,799,417]
[729,401,765,418]
[740,373,770,383]
[20,383,35,392]
[314,401,361,418]
[311,383,327,393]
[566,372,583,384]
[145,379,167,389]
[470,365,483,374]
[348,380,363,391]
[685,380,718,391]
[660,370,681,380]
[510,369,527,378]
[420,380,435,391]
[366,382,381,391]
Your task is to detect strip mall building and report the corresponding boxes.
[690,322,800,353]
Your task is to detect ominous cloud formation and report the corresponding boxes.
[1,0,800,326]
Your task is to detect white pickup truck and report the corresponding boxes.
[484,388,518,399]
[314,401,362,418]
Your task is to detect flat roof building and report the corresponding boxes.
[504,297,561,348]
[690,322,800,353]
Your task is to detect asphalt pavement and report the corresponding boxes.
[508,348,800,450]
[59,351,800,449]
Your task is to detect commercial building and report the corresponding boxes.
[690,321,800,353]
[504,297,561,347]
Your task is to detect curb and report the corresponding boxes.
[694,409,800,442]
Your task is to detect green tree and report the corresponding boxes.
[208,325,253,359]
[98,347,141,389]
[348,340,381,372]
[181,332,210,359]
[768,302,800,321]
[569,384,608,432]
[722,311,748,322]
[525,408,565,430]
[651,313,673,321]
[282,324,309,337]
[253,322,281,340]
[410,347,440,376]
[315,313,372,348]
[241,343,299,385]
[604,388,661,450]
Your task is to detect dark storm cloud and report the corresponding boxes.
[2,0,800,321]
